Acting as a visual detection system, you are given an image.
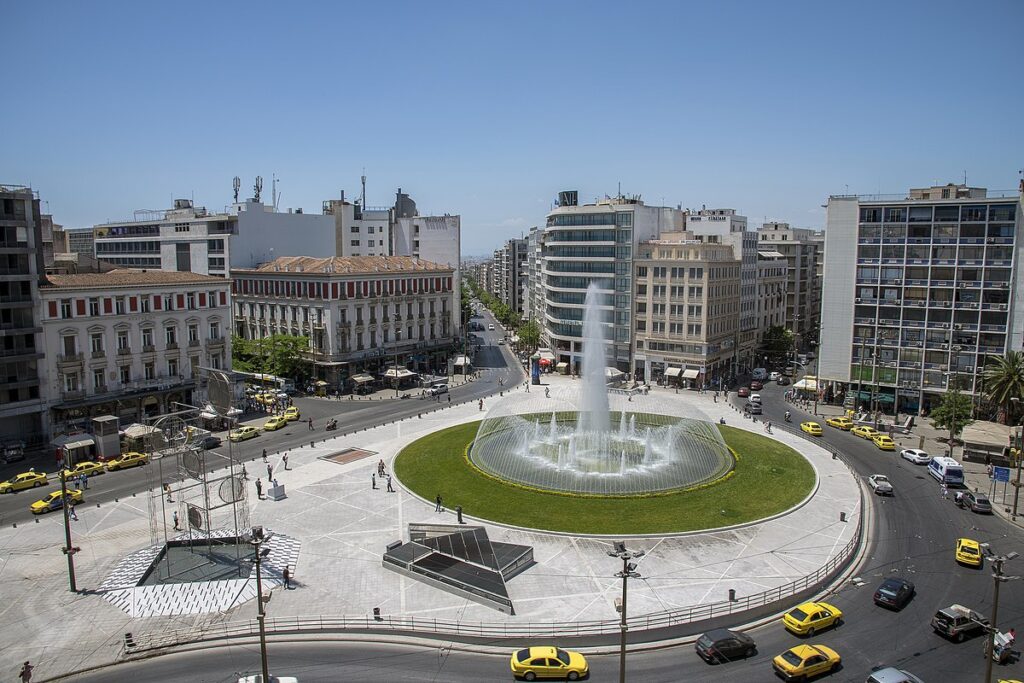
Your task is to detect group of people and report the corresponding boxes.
[372,459,395,492]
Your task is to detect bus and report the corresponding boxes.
[928,456,964,486]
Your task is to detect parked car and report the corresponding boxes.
[694,628,756,664]
[900,448,931,464]
[872,434,896,451]
[737,387,750,398]
[2,440,26,464]
[62,461,105,478]
[745,402,763,415]
[866,666,924,683]
[962,490,993,514]
[955,537,983,567]
[931,604,988,642]
[200,435,222,450]
[873,577,915,610]
[105,452,148,471]
[750,380,764,391]
[868,474,894,496]
[0,470,48,493]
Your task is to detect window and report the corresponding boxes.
[211,354,222,369]
[140,296,150,313]
[63,373,79,392]
[188,324,199,342]
[144,362,155,380]
[142,328,154,348]
[165,326,177,346]
[163,295,174,310]
[90,333,103,353]
[368,226,375,234]
[119,365,131,385]
[351,226,360,233]
[62,335,77,356]
[93,368,105,390]
[89,298,100,316]
[688,323,702,335]
[174,223,190,233]
[167,358,178,376]
[636,266,647,277]
[115,297,126,314]
[351,239,359,247]
[60,299,72,319]
[187,293,195,309]
[117,331,129,351]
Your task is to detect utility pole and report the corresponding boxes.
[59,463,79,592]
[1011,398,1022,519]
[608,541,644,683]
[983,549,1019,683]
[250,526,272,682]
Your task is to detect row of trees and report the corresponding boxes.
[231,334,312,383]
[465,277,541,352]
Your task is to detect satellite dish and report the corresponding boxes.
[207,370,234,416]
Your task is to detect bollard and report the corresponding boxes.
[832,452,837,460]
[456,505,464,524]
[728,588,736,602]
[311,441,315,448]
[124,632,135,649]
[373,607,382,621]
[840,511,847,523]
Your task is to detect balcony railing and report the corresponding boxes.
[58,352,83,364]
[91,350,106,359]
[166,342,179,350]
[117,347,132,355]
[142,344,156,353]
[188,339,201,348]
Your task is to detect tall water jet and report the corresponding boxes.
[548,413,558,442]
[578,282,611,435]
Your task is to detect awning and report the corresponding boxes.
[555,362,569,370]
[52,435,95,450]
[538,358,552,366]
[665,367,682,378]
[794,378,818,391]
[351,373,375,384]
[758,250,786,258]
[123,424,160,439]
[605,367,625,379]
[682,369,700,379]
[539,351,556,362]
[453,355,471,366]
[383,367,416,379]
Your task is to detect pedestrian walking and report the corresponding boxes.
[68,502,78,521]
[479,399,484,411]
[447,394,451,405]
[372,473,377,489]
[378,459,385,477]
[164,483,173,503]
[282,453,289,470]
[173,511,180,530]
[386,475,394,493]
[283,566,291,589]
[81,473,88,490]
[241,463,248,480]
[255,478,263,499]
[20,661,33,683]
[262,449,268,463]
[435,494,443,512]
[941,482,948,499]
[308,417,313,431]
[267,464,273,481]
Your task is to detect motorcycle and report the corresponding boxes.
[784,411,791,423]
[325,419,338,431]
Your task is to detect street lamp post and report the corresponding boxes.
[608,542,644,683]
[59,462,78,592]
[983,549,1019,683]
[1011,398,1022,518]
[250,526,272,682]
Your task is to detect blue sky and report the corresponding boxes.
[3,0,1021,255]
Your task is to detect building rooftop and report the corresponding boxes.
[42,270,227,289]
[235,255,450,275]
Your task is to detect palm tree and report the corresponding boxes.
[982,351,1024,424]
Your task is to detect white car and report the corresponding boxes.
[868,474,894,496]
[749,394,762,404]
[769,371,781,381]
[238,676,298,683]
[900,448,931,465]
[488,324,495,330]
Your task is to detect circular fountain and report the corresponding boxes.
[469,283,734,496]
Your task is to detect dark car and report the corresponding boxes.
[737,387,750,398]
[200,435,222,450]
[777,376,791,386]
[750,380,764,390]
[695,628,756,664]
[962,491,992,514]
[744,402,763,415]
[874,577,915,610]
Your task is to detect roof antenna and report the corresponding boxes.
[361,169,367,208]
[963,169,967,185]
[232,176,240,203]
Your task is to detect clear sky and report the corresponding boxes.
[3,0,1021,256]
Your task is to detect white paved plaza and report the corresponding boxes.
[0,377,861,680]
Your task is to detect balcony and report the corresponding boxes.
[142,344,156,353]
[58,352,84,364]
[91,350,106,359]
[188,339,201,348]
[166,342,178,350]
[117,347,132,355]
[61,389,86,401]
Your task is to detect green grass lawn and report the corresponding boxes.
[394,421,816,534]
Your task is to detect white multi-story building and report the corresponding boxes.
[231,256,456,388]
[94,198,335,276]
[491,238,527,315]
[756,250,788,336]
[39,270,231,438]
[757,222,823,344]
[66,227,95,256]
[820,182,1023,416]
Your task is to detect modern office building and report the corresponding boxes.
[0,184,47,446]
[39,270,231,439]
[757,222,824,344]
[492,238,528,315]
[819,183,1024,415]
[756,250,789,337]
[538,191,685,373]
[231,256,456,388]
[66,227,95,256]
[632,232,741,386]
[524,227,544,322]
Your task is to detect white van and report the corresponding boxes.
[928,456,964,486]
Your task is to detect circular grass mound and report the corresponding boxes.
[394,421,816,535]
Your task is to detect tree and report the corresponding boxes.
[231,334,311,382]
[929,389,975,443]
[517,320,541,351]
[983,351,1024,424]
[761,325,795,365]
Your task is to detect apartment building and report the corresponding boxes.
[632,233,741,387]
[492,238,528,315]
[524,226,544,321]
[0,185,46,445]
[39,270,231,438]
[757,222,823,344]
[756,250,788,335]
[819,183,1024,415]
[231,256,456,388]
[66,227,95,256]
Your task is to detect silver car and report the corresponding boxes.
[868,474,894,496]
[866,666,924,683]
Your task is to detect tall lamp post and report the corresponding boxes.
[982,549,1019,683]
[250,526,272,682]
[1010,397,1022,519]
[59,454,79,592]
[608,541,644,683]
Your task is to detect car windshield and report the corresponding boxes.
[875,476,889,482]
[878,586,897,596]
[788,607,809,621]
[554,649,571,665]
[697,634,713,647]
[780,650,804,666]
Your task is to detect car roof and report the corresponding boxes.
[527,646,558,657]
[702,628,741,640]
[868,666,922,683]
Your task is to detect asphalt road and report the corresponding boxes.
[60,373,1024,682]
[0,307,524,527]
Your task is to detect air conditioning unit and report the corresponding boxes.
[964,366,974,372]
[941,343,948,349]
[940,364,949,371]
[999,303,1008,310]
[959,282,967,288]
[954,325,962,330]
[855,297,862,303]
[953,345,962,351]
[999,283,1009,289]
[969,303,978,309]
[893,279,902,285]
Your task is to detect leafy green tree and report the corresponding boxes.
[929,388,975,442]
[517,320,541,351]
[231,334,311,381]
[761,325,795,365]
[983,351,1024,424]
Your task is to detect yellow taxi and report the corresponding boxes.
[872,434,896,451]
[825,416,854,431]
[0,470,48,494]
[106,451,148,471]
[263,416,288,431]
[955,537,983,567]
[772,644,841,681]
[782,601,843,636]
[30,489,84,514]
[800,421,823,436]
[510,646,588,681]
[62,461,105,479]
[851,425,879,440]
[229,425,260,442]
[283,406,300,422]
